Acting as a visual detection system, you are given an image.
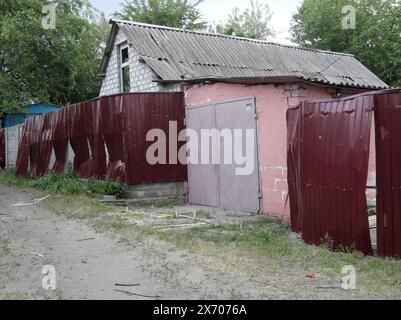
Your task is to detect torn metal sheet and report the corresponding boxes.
[0,129,5,169]
[287,95,374,255]
[374,89,401,258]
[15,93,187,185]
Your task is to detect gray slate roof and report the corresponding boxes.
[101,19,388,90]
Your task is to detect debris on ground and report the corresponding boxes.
[115,283,140,287]
[114,289,161,299]
[11,195,50,207]
[30,252,45,258]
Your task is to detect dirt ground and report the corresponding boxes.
[0,183,375,300]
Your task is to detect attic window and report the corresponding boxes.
[120,44,130,93]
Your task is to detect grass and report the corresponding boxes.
[130,198,184,209]
[0,237,11,257]
[1,169,401,298]
[0,170,127,198]
[92,213,401,299]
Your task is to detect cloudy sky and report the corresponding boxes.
[91,0,302,44]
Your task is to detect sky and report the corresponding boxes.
[90,0,302,44]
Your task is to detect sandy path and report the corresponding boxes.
[0,183,368,300]
[0,184,272,300]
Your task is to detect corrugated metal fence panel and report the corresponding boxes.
[15,93,187,185]
[375,90,401,258]
[0,129,5,169]
[15,123,29,177]
[286,107,301,232]
[288,95,373,255]
[124,93,187,185]
[101,95,126,182]
[52,107,69,173]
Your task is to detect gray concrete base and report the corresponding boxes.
[127,182,185,200]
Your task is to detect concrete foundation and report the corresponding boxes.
[127,182,185,200]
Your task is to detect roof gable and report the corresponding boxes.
[101,19,388,90]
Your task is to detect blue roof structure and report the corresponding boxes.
[1,103,62,128]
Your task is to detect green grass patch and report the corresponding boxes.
[0,170,31,188]
[97,215,401,299]
[0,170,127,198]
[0,237,11,257]
[130,198,183,209]
[42,194,113,220]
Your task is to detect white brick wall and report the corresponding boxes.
[4,124,23,168]
[100,28,179,96]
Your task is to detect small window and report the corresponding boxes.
[120,45,130,93]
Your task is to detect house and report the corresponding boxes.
[1,103,62,128]
[100,19,388,217]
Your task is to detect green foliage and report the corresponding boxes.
[291,0,401,87]
[0,170,126,198]
[0,0,107,115]
[213,0,274,40]
[31,171,127,198]
[113,0,207,30]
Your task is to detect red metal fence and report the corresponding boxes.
[0,129,5,169]
[288,89,401,258]
[287,95,374,255]
[15,93,187,185]
[287,107,301,232]
[374,89,401,257]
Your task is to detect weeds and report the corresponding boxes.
[0,170,127,198]
[0,237,11,257]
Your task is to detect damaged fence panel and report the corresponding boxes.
[100,95,126,182]
[287,107,301,232]
[80,100,107,179]
[52,108,69,173]
[15,92,187,185]
[287,95,374,255]
[374,89,401,258]
[0,129,5,169]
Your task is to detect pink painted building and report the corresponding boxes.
[100,20,387,217]
[184,82,378,217]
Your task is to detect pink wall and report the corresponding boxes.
[184,82,372,218]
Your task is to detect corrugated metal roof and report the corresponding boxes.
[101,19,388,90]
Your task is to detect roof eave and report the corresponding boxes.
[99,22,119,76]
[154,76,389,90]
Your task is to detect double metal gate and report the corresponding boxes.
[186,98,260,213]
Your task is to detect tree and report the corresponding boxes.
[0,0,105,115]
[213,0,274,40]
[113,0,207,30]
[291,0,401,87]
